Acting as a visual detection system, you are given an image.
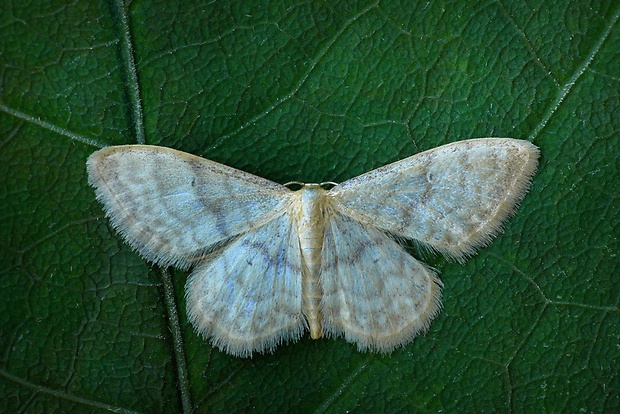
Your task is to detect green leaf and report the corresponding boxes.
[1,0,618,412]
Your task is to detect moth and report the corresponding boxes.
[87,138,539,357]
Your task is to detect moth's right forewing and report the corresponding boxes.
[329,138,539,260]
[87,145,292,268]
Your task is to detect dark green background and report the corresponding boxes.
[1,1,618,412]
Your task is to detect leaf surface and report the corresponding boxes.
[1,1,618,412]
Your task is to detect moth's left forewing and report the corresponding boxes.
[328,138,539,260]
[87,145,293,269]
